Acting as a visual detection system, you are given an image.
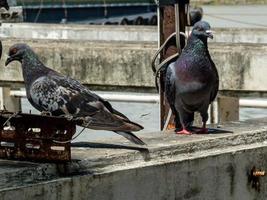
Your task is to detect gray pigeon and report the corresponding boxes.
[165,21,219,134]
[5,43,145,145]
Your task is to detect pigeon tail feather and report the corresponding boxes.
[114,131,146,145]
[121,120,144,132]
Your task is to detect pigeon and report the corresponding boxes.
[165,21,219,135]
[5,43,146,145]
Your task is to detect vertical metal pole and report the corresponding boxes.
[159,5,177,130]
[158,0,189,131]
[174,4,181,54]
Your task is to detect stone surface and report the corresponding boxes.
[0,23,159,42]
[1,38,267,91]
[0,23,267,43]
[194,0,267,5]
[217,96,239,123]
[0,118,267,199]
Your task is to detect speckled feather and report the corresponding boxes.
[7,44,145,145]
[165,21,219,130]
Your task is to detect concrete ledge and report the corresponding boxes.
[212,28,267,43]
[0,38,156,88]
[0,23,158,42]
[192,0,267,4]
[1,118,267,199]
[1,38,267,91]
[1,23,267,43]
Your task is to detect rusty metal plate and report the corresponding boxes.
[0,111,76,162]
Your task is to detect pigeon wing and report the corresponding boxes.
[29,75,100,116]
[29,73,143,131]
[209,57,219,103]
[165,62,183,129]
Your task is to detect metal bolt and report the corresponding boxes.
[253,171,266,177]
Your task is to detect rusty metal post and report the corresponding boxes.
[157,0,189,130]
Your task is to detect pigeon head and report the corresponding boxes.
[191,21,213,40]
[5,43,35,66]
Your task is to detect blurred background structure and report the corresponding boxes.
[1,1,267,199]
[0,0,267,141]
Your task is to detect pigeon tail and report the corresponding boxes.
[100,100,144,132]
[122,120,144,132]
[114,131,146,145]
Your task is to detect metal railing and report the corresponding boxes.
[9,90,267,108]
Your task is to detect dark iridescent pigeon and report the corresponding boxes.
[165,21,219,134]
[5,43,145,145]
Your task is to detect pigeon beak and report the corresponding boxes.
[5,56,13,66]
[206,30,214,39]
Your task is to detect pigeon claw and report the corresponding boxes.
[176,129,192,135]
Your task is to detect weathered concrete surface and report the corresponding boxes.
[192,0,267,4]
[1,118,267,199]
[0,38,156,88]
[1,23,267,43]
[0,23,158,42]
[212,28,267,43]
[1,38,267,91]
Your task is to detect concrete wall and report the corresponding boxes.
[212,28,267,44]
[1,118,267,199]
[0,39,156,89]
[211,43,267,91]
[1,38,267,91]
[0,23,159,42]
[192,0,267,4]
[1,23,267,43]
[3,146,267,200]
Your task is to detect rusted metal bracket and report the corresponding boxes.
[0,111,76,162]
[248,166,266,192]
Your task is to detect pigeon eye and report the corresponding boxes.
[11,48,18,55]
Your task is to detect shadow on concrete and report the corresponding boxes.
[71,142,149,152]
[71,142,151,161]
[190,126,234,134]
